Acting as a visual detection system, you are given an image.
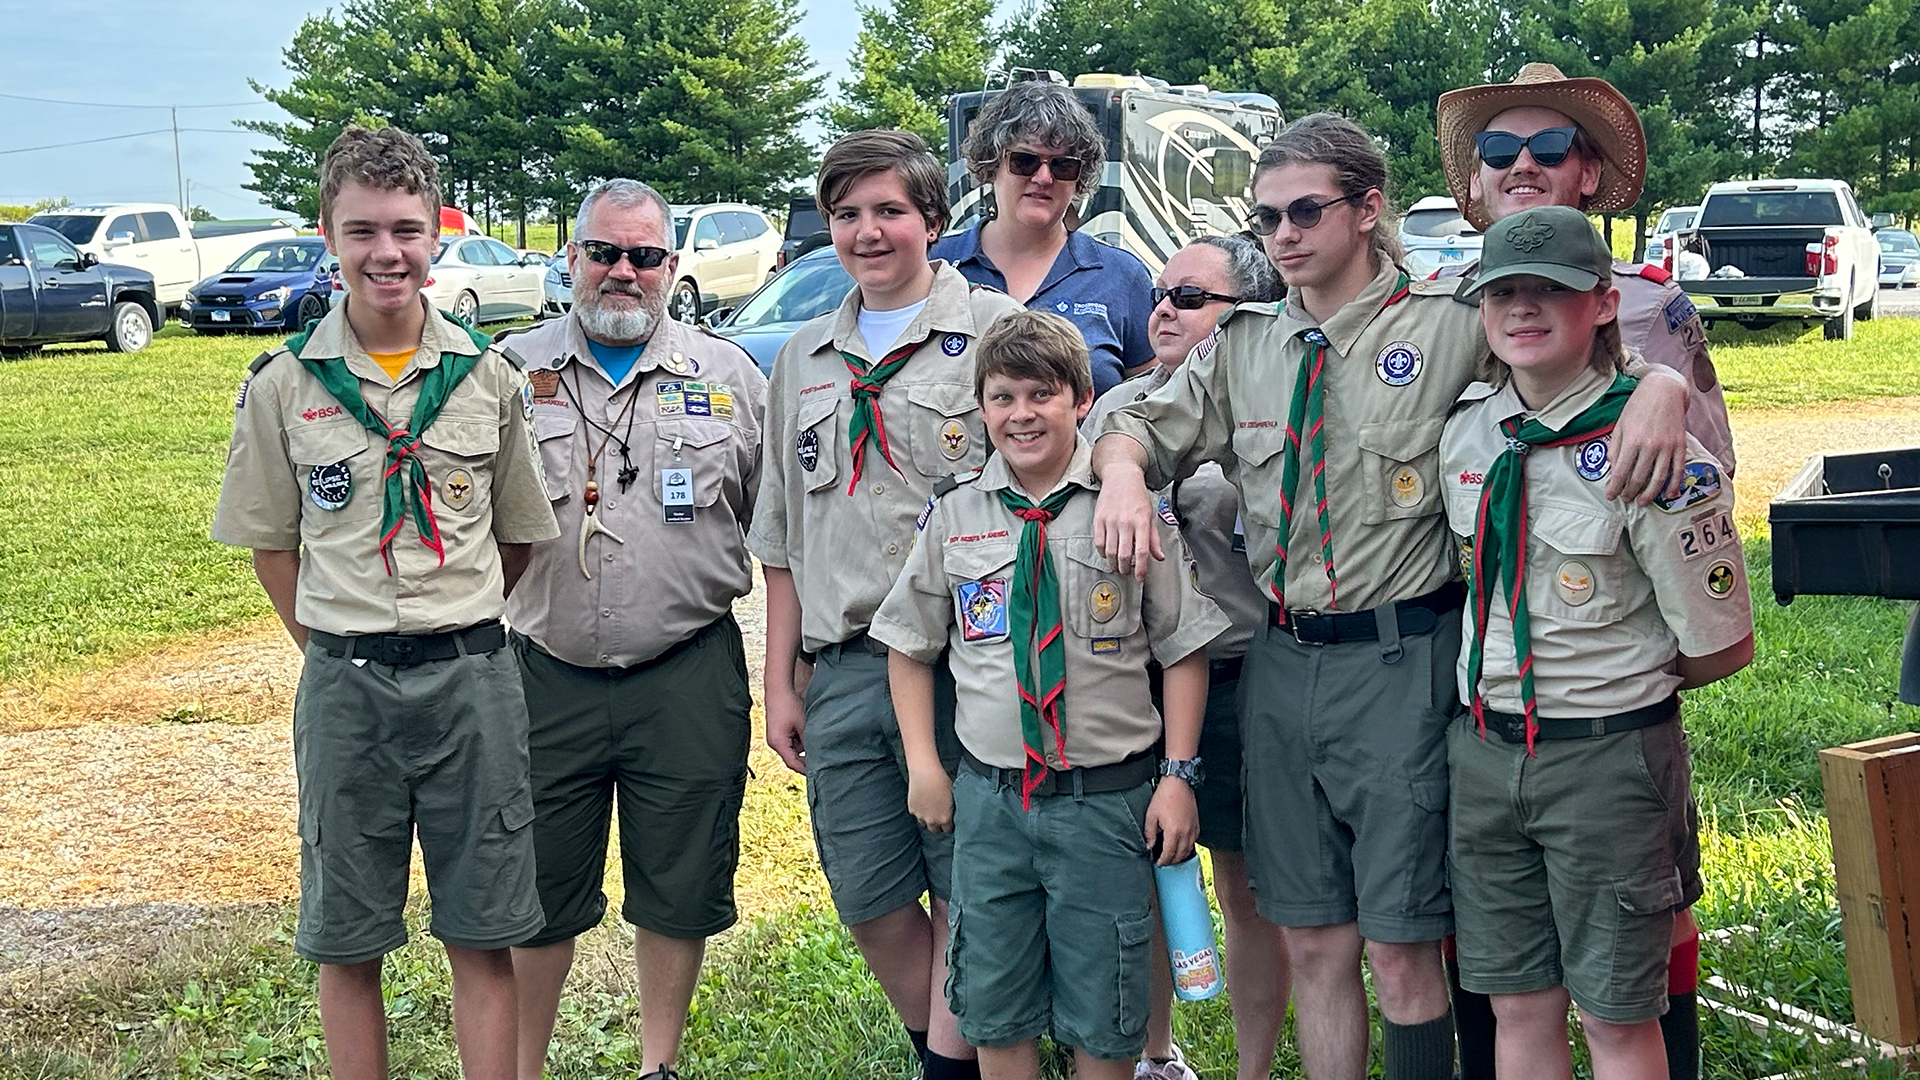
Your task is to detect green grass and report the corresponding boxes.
[1707,317,1920,410]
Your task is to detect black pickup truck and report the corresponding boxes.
[0,222,162,354]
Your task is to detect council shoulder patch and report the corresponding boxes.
[1653,461,1723,514]
[1663,293,1698,334]
[957,579,1010,642]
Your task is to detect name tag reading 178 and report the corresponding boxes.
[661,467,694,524]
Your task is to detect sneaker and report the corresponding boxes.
[639,1068,681,1080]
[1133,1043,1199,1080]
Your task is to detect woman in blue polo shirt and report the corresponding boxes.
[930,79,1155,396]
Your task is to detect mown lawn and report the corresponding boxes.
[1,320,1918,1078]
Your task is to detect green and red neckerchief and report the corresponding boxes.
[1271,272,1410,615]
[1467,372,1637,752]
[841,339,920,494]
[999,483,1079,809]
[289,316,487,574]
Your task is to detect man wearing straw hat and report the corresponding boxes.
[1434,63,1734,1080]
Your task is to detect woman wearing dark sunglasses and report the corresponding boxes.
[929,79,1155,396]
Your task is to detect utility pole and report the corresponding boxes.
[1751,29,1766,180]
[172,105,186,214]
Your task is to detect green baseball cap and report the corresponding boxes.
[1461,205,1613,300]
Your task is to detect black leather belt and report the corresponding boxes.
[1269,581,1466,645]
[309,620,505,667]
[818,632,891,661]
[962,749,1156,797]
[1481,695,1678,744]
[1210,656,1243,685]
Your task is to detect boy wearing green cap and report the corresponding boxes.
[1437,206,1754,1079]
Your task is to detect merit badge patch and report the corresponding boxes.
[957,579,1010,642]
[1653,461,1723,514]
[1390,465,1423,507]
[1575,436,1611,482]
[1089,580,1120,623]
[939,419,969,460]
[1376,341,1424,387]
[1663,293,1699,334]
[796,427,820,472]
[656,381,685,416]
[309,461,353,511]
[1158,497,1181,527]
[1554,559,1595,607]
[1704,559,1739,599]
[941,333,968,357]
[1091,637,1122,655]
[529,370,561,398]
[443,468,475,510]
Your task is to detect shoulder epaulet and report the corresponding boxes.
[247,350,278,374]
[1635,263,1673,285]
[696,323,756,362]
[1218,300,1279,327]
[491,325,533,346]
[1408,274,1470,299]
[934,469,982,499]
[496,344,527,370]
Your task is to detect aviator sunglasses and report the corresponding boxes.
[578,239,671,268]
[1246,192,1363,235]
[1152,284,1245,309]
[1474,126,1579,169]
[1005,150,1086,182]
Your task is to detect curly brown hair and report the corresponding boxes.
[319,126,441,232]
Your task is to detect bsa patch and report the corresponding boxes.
[234,378,250,410]
[443,468,475,510]
[1703,559,1739,599]
[796,428,820,472]
[520,379,535,421]
[939,419,969,460]
[941,333,968,357]
[957,579,1010,642]
[656,380,685,416]
[1376,341,1424,386]
[529,370,561,398]
[1158,497,1181,528]
[1091,638,1122,655]
[1390,466,1423,507]
[1575,436,1611,482]
[309,461,353,511]
[1653,461,1723,514]
[1554,559,1595,607]
[1663,293,1699,334]
[1089,580,1120,623]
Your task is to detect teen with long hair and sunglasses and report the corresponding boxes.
[1090,113,1694,1080]
[930,80,1156,397]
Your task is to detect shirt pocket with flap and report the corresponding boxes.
[1061,536,1143,639]
[650,417,736,509]
[1230,425,1287,531]
[1356,418,1445,525]
[532,408,578,503]
[1527,502,1629,622]
[287,419,379,522]
[418,415,501,518]
[943,540,1017,646]
[907,381,988,478]
[795,394,841,494]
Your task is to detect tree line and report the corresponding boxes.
[243,0,1918,248]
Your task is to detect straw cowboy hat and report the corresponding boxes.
[1436,62,1647,232]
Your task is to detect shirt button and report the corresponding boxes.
[1312,553,1324,564]
[887,543,898,555]
[605,552,615,562]
[605,500,617,510]
[601,608,612,617]
[600,653,611,662]
[871,483,884,495]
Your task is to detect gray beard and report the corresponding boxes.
[573,288,659,344]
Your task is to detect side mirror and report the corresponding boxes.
[707,306,735,326]
[79,251,99,269]
[106,232,136,248]
[695,237,720,252]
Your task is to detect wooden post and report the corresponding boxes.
[1820,732,1920,1045]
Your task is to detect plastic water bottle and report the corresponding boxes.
[1155,856,1224,1001]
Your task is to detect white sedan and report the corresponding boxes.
[333,235,545,326]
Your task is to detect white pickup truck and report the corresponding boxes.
[1670,179,1880,340]
[26,203,297,313]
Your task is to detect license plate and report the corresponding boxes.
[1440,250,1462,262]
[210,310,231,322]
[1722,295,1762,306]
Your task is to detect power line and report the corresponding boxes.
[0,91,273,109]
[0,130,173,156]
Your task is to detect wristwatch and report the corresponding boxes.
[1158,757,1205,787]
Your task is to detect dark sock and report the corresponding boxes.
[1449,954,1497,1080]
[905,1026,929,1063]
[1383,1012,1456,1080]
[1662,992,1700,1080]
[921,1049,981,1080]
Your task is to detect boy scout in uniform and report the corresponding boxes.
[750,130,1021,1079]
[1092,114,1691,1080]
[874,310,1228,1080]
[495,178,768,1080]
[211,126,558,1080]
[1438,206,1754,1079]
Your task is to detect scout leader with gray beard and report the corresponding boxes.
[494,178,769,1080]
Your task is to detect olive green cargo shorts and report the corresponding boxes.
[1448,711,1692,1024]
[292,639,542,965]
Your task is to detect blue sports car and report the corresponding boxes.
[183,236,337,334]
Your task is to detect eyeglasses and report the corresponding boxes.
[577,240,671,269]
[1246,193,1363,235]
[1152,285,1244,309]
[1005,151,1086,182]
[1474,127,1579,169]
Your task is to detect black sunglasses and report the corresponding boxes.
[1152,284,1244,310]
[577,239,671,269]
[1246,192,1363,235]
[1474,127,1579,169]
[1005,151,1086,182]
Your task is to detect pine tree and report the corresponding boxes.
[825,0,997,150]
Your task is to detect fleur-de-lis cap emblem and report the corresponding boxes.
[1506,215,1555,253]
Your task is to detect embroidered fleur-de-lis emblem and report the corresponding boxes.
[1506,216,1555,252]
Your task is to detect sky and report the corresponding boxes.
[0,0,913,220]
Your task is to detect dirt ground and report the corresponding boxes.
[3,397,1918,981]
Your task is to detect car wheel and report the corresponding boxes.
[1824,290,1855,341]
[1856,284,1879,322]
[671,279,701,323]
[452,291,479,326]
[106,301,153,353]
[295,293,327,329]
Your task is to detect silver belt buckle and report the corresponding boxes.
[1286,608,1325,646]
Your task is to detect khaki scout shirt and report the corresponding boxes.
[748,261,1023,652]
[499,314,768,668]
[211,298,558,636]
[1101,260,1485,613]
[1086,367,1265,661]
[870,438,1229,769]
[1440,364,1753,717]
